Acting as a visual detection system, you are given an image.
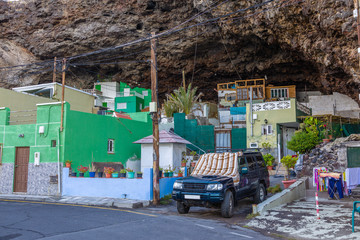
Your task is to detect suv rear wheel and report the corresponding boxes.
[177,201,190,214]
[253,183,266,204]
[221,190,234,218]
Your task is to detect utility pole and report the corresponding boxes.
[53,57,57,83]
[150,32,160,205]
[60,58,66,132]
[182,70,186,89]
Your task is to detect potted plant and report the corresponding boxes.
[70,169,77,177]
[97,169,103,178]
[104,167,115,178]
[177,169,183,177]
[65,160,72,168]
[168,167,174,177]
[159,167,163,178]
[263,153,275,171]
[136,171,143,179]
[112,171,119,178]
[119,169,127,178]
[77,165,88,177]
[281,155,298,188]
[164,168,169,178]
[88,164,96,178]
[127,168,135,179]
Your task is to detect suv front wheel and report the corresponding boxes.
[177,201,190,214]
[253,183,266,204]
[221,190,234,218]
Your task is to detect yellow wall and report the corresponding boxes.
[53,84,95,113]
[246,99,297,149]
[0,88,57,124]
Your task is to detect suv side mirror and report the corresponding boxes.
[241,167,248,175]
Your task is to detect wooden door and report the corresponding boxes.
[14,147,30,193]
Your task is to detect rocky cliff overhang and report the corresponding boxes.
[0,0,359,103]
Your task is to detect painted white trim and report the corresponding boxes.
[13,82,94,96]
[0,107,6,110]
[36,102,64,106]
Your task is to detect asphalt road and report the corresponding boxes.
[0,200,275,240]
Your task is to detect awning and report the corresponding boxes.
[191,152,241,185]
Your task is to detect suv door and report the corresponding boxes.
[236,155,257,199]
[246,155,259,195]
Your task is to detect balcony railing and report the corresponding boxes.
[116,91,144,99]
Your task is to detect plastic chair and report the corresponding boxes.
[352,201,360,232]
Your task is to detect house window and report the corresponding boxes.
[142,91,148,96]
[117,103,127,110]
[108,139,115,153]
[271,88,288,99]
[139,103,142,110]
[51,140,56,147]
[262,125,273,135]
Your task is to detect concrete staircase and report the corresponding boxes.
[268,165,287,176]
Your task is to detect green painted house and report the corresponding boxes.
[115,83,151,113]
[0,102,152,196]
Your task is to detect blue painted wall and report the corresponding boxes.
[62,168,180,200]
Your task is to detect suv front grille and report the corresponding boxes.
[183,183,206,190]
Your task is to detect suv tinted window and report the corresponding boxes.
[256,155,265,168]
[247,156,256,171]
[239,156,247,169]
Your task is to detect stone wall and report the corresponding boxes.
[27,162,61,196]
[300,135,360,176]
[0,163,14,194]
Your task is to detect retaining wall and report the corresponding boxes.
[257,177,307,214]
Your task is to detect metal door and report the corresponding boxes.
[282,127,296,156]
[215,130,231,152]
[14,147,30,193]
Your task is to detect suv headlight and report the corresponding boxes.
[206,183,223,191]
[173,181,183,190]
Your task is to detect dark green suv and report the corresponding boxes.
[172,151,270,218]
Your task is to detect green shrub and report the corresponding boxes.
[267,184,282,194]
[263,153,275,167]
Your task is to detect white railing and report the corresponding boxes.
[252,100,291,112]
[82,89,102,95]
[296,102,311,115]
[116,91,144,99]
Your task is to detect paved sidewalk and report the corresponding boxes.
[246,187,360,240]
[0,194,150,209]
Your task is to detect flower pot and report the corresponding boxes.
[79,173,84,177]
[105,173,112,178]
[89,172,96,178]
[136,173,143,179]
[127,172,135,179]
[267,166,273,171]
[71,172,77,177]
[168,172,173,177]
[65,163,71,168]
[120,173,126,178]
[164,172,169,177]
[181,162,186,167]
[112,173,119,178]
[282,179,296,189]
[159,170,163,178]
[328,135,333,140]
[323,138,331,143]
[178,173,183,177]
[98,172,103,178]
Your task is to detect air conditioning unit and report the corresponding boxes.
[249,142,258,148]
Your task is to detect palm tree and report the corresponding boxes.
[163,84,203,117]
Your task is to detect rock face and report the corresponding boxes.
[1,0,360,102]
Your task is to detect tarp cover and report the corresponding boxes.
[191,152,241,185]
